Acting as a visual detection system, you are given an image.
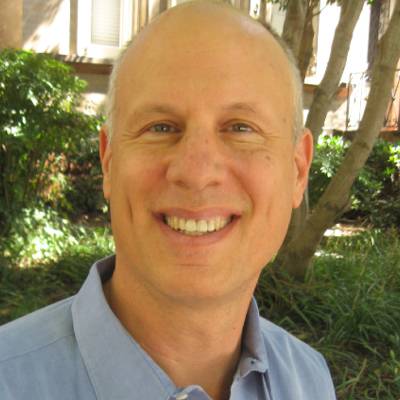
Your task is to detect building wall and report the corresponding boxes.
[23,0,70,54]
[268,3,285,35]
[21,0,373,80]
[0,1,23,48]
[20,0,387,132]
[306,0,371,85]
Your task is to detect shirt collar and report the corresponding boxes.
[72,256,269,399]
[237,298,269,378]
[72,256,175,400]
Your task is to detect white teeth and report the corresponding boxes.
[198,220,208,233]
[207,219,216,231]
[165,215,232,235]
[186,219,197,232]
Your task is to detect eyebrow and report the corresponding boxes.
[133,104,178,116]
[125,104,181,128]
[221,102,259,115]
[129,101,260,120]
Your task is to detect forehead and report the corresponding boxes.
[114,4,293,121]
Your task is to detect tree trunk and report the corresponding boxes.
[297,2,316,81]
[258,0,267,23]
[306,0,364,142]
[278,0,400,280]
[239,0,251,14]
[276,191,309,258]
[368,0,382,68]
[276,1,364,269]
[277,0,314,261]
[282,0,308,59]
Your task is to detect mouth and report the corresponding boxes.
[161,214,237,236]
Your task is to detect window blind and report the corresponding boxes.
[91,0,121,46]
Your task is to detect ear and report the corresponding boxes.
[99,126,112,201]
[292,128,313,208]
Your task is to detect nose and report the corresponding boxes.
[165,127,226,191]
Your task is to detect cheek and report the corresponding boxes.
[110,153,165,220]
[115,151,164,186]
[236,151,295,206]
[237,154,295,239]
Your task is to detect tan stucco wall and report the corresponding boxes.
[0,1,23,48]
[23,0,70,54]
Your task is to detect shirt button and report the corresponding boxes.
[175,393,188,400]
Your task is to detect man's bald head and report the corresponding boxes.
[99,0,314,308]
[105,0,303,142]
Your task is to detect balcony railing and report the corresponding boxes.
[345,69,400,133]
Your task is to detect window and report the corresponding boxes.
[77,0,133,59]
[91,0,121,46]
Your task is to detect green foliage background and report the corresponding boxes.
[0,50,103,236]
[310,134,400,228]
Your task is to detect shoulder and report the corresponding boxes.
[259,316,324,365]
[0,297,95,400]
[259,316,336,398]
[0,296,75,363]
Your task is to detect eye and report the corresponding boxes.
[225,122,256,134]
[148,123,179,134]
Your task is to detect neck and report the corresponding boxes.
[103,263,256,400]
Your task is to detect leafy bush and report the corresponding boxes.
[0,206,113,268]
[0,218,113,323]
[309,134,347,206]
[0,50,102,235]
[309,134,400,228]
[62,135,106,217]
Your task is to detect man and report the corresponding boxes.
[0,1,336,399]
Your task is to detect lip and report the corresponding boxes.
[156,207,241,220]
[154,209,240,247]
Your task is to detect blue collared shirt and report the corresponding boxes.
[0,256,336,399]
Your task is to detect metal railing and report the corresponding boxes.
[345,69,400,132]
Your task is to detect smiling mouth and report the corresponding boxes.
[162,215,235,236]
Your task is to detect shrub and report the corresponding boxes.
[309,134,400,228]
[0,50,102,235]
[0,213,113,323]
[0,205,113,269]
[309,134,347,207]
[62,135,105,217]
